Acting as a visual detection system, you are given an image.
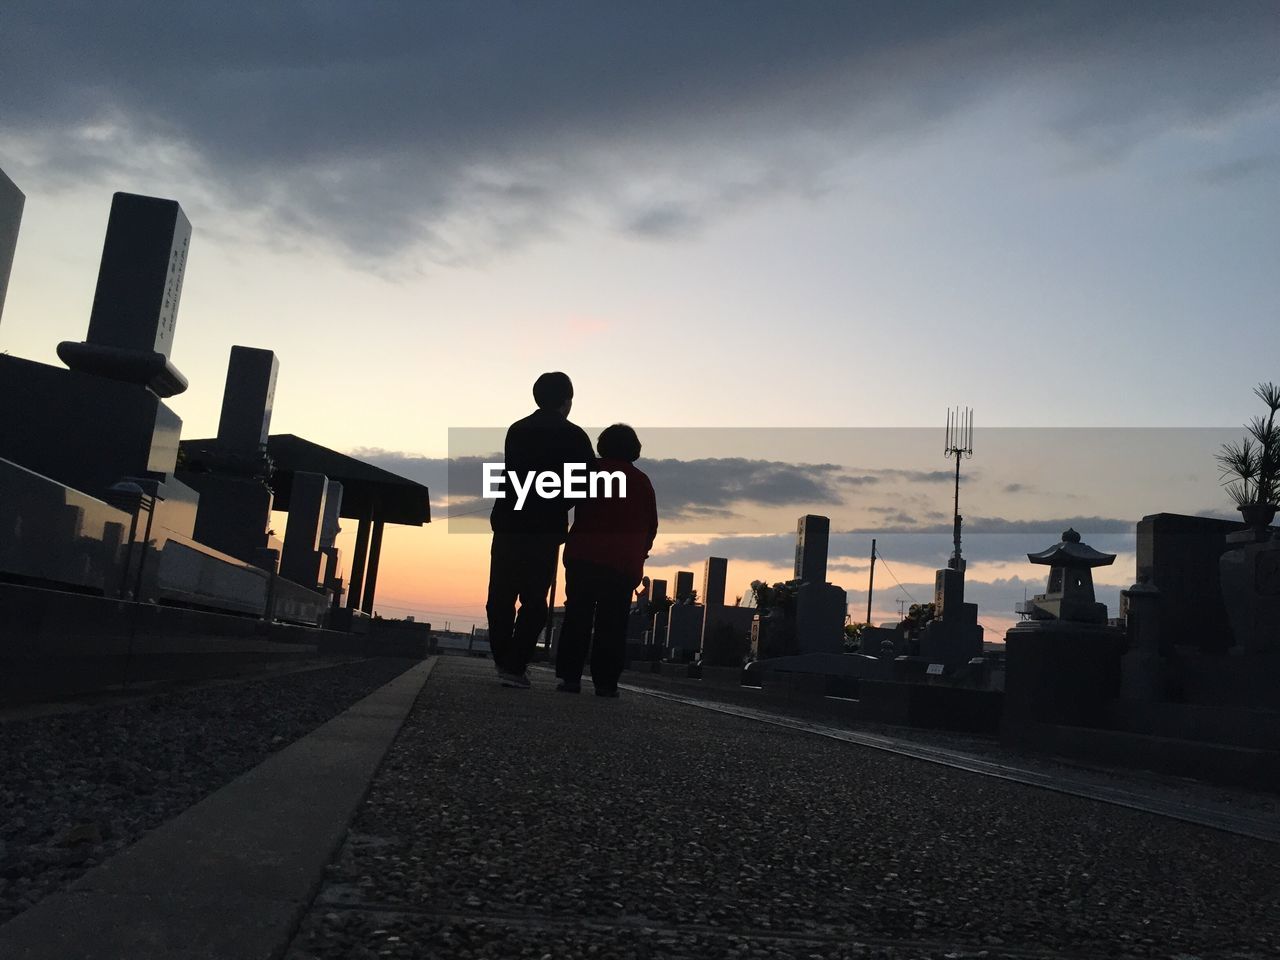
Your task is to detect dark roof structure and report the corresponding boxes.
[1027,528,1114,568]
[266,434,430,525]
[179,433,430,526]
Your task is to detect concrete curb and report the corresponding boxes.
[0,656,438,959]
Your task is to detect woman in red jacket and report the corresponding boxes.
[556,424,658,696]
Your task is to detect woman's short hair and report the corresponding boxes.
[596,423,641,462]
[532,371,574,409]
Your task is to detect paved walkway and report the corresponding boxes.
[285,658,1280,960]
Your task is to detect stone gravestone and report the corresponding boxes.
[1120,579,1163,700]
[918,564,983,664]
[702,556,727,607]
[280,471,328,589]
[0,165,24,327]
[794,580,847,654]
[795,514,829,584]
[791,515,846,655]
[666,603,703,662]
[649,578,669,649]
[320,479,345,600]
[1136,513,1241,655]
[183,346,279,562]
[696,557,752,666]
[58,193,192,397]
[674,570,695,602]
[217,346,278,451]
[0,192,199,538]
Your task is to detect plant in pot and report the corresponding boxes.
[1216,382,1280,655]
[1215,381,1280,532]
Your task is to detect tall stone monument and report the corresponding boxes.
[320,479,345,600]
[917,564,984,664]
[702,556,727,607]
[674,570,695,602]
[280,471,329,589]
[792,515,846,655]
[0,192,199,537]
[0,165,24,327]
[181,347,279,563]
[795,515,829,584]
[57,193,191,397]
[699,557,755,667]
[648,577,669,646]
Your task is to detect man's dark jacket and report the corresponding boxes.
[489,408,594,541]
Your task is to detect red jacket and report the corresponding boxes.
[562,458,658,587]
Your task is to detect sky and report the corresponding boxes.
[2,3,1278,633]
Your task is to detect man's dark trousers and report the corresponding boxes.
[486,532,561,675]
[556,560,632,691]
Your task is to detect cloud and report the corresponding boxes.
[1197,154,1280,186]
[350,449,850,523]
[2,3,1275,264]
[348,448,500,513]
[642,456,847,520]
[652,515,1142,569]
[840,468,961,486]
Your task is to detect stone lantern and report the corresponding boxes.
[1005,528,1126,729]
[1023,528,1116,623]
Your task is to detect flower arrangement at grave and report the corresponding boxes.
[843,621,867,653]
[1215,381,1280,530]
[747,579,800,657]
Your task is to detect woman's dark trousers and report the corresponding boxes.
[556,560,632,691]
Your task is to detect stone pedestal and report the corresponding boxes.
[1120,581,1163,700]
[1138,513,1245,654]
[0,356,185,512]
[794,581,846,655]
[1004,620,1126,727]
[1220,536,1280,654]
[182,474,273,562]
[918,605,983,665]
[666,603,703,661]
[699,604,755,667]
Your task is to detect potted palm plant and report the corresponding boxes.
[1217,382,1280,654]
[1216,382,1280,532]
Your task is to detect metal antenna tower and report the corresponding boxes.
[944,407,974,572]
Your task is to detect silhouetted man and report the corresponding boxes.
[487,372,594,688]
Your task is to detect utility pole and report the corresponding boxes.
[865,538,876,625]
[944,407,974,572]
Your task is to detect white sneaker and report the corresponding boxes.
[498,670,531,689]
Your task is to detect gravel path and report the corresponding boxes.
[287,657,1280,959]
[621,671,1280,822]
[0,656,417,924]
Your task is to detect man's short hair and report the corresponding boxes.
[533,372,574,409]
[597,423,641,462]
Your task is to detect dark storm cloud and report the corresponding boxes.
[348,450,843,521]
[643,457,846,520]
[2,2,1275,262]
[348,448,497,513]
